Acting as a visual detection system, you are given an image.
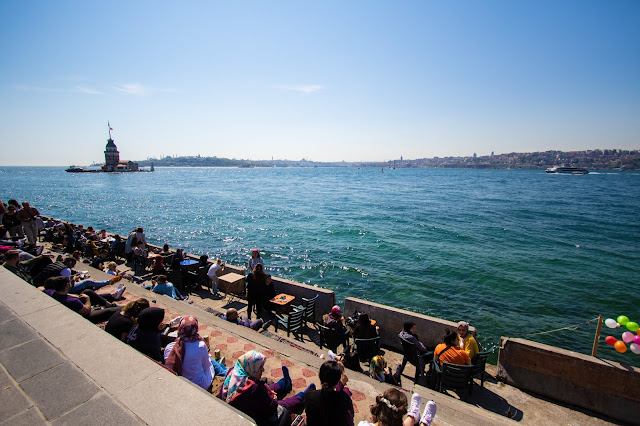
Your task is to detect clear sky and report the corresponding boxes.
[1,1,638,166]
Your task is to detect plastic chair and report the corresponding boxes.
[275,307,306,338]
[435,361,474,399]
[354,336,380,362]
[399,336,433,384]
[315,322,350,352]
[470,350,491,390]
[292,294,318,328]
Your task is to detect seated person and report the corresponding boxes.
[323,305,350,349]
[434,330,471,366]
[164,315,228,390]
[398,321,433,374]
[207,258,225,292]
[91,249,109,269]
[35,256,122,293]
[105,298,150,341]
[151,256,166,276]
[146,274,186,300]
[42,276,122,324]
[457,321,479,360]
[369,355,402,387]
[133,241,149,266]
[104,261,142,282]
[340,351,365,375]
[219,350,315,425]
[324,306,349,332]
[2,249,34,284]
[352,313,379,340]
[220,308,263,331]
[305,360,354,426]
[126,307,166,362]
[357,388,436,426]
[160,244,171,257]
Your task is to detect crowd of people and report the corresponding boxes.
[2,208,462,425]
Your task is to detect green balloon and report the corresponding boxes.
[626,322,639,332]
[617,315,629,326]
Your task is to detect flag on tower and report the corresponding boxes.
[108,121,113,131]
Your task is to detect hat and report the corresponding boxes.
[457,321,469,329]
[329,305,342,319]
[251,248,259,253]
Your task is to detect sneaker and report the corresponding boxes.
[35,246,44,256]
[114,284,126,299]
[170,316,183,327]
[408,392,422,423]
[327,350,337,361]
[109,275,123,285]
[420,400,436,426]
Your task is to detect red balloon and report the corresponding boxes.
[605,336,616,345]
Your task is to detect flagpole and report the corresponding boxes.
[108,121,112,139]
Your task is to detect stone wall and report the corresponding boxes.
[497,337,640,422]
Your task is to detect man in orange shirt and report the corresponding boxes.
[434,330,471,366]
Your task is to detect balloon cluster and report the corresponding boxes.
[604,316,640,354]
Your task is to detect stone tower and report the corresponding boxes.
[103,122,119,171]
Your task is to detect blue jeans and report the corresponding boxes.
[209,356,228,377]
[71,279,110,293]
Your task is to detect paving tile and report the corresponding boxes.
[52,392,142,426]
[0,319,37,352]
[19,362,100,421]
[0,338,65,382]
[0,302,15,324]
[0,369,32,422]
[0,407,47,426]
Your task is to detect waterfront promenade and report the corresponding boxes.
[0,241,621,425]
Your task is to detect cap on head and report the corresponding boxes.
[457,321,469,330]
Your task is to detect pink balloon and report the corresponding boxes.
[622,331,635,343]
[635,335,640,345]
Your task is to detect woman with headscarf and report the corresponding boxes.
[219,350,315,426]
[127,307,165,362]
[164,315,227,390]
[369,355,402,387]
[323,305,350,351]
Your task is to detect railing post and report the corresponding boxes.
[592,315,603,357]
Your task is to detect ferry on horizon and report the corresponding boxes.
[545,166,589,175]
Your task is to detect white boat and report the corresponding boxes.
[545,166,589,175]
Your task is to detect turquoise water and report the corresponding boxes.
[2,166,639,365]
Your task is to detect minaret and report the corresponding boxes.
[104,121,119,171]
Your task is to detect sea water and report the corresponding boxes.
[2,166,639,366]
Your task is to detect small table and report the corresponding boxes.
[269,293,295,314]
[218,272,245,301]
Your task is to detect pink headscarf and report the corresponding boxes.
[165,315,202,375]
[329,305,342,319]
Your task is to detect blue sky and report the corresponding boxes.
[1,1,638,165]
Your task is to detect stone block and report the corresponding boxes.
[0,319,37,352]
[0,407,47,426]
[52,393,142,426]
[19,362,100,421]
[0,369,32,422]
[0,338,65,382]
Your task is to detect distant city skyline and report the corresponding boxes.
[1,1,639,166]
